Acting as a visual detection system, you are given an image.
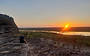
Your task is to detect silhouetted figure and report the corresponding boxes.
[20,36,27,44]
[19,36,29,56]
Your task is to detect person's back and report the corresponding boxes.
[20,36,25,43]
[19,36,29,56]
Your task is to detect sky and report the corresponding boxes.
[0,0,90,27]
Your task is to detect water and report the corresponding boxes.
[40,31,90,36]
[20,30,90,36]
[60,32,90,36]
[47,31,90,36]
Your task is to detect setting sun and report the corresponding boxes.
[62,24,71,32]
[65,24,70,29]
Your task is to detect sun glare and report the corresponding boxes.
[62,24,70,32]
[65,24,69,28]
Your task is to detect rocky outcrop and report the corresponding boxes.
[28,37,90,56]
[0,14,21,56]
[0,14,18,34]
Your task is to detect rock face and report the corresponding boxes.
[0,14,18,34]
[0,14,21,56]
[28,37,90,56]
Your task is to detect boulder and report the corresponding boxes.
[0,14,18,34]
[0,14,21,56]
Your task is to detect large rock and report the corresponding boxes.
[0,14,21,56]
[0,14,18,34]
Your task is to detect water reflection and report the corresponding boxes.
[20,30,90,36]
[61,32,90,36]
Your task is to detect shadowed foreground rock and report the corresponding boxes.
[28,37,90,56]
[0,14,22,56]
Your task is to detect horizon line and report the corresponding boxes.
[18,26,90,28]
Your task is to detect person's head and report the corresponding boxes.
[20,36,24,39]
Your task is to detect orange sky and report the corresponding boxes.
[1,0,90,27]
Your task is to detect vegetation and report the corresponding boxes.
[20,30,90,47]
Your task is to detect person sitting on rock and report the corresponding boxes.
[19,36,27,44]
[19,35,29,56]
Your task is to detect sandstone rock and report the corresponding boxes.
[0,14,18,34]
[0,14,21,56]
[28,37,90,56]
